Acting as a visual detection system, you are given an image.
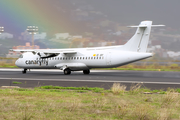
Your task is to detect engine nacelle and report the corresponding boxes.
[37,52,60,58]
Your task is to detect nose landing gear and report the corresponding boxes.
[22,69,27,74]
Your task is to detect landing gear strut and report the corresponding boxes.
[83,69,90,74]
[22,69,27,74]
[64,68,71,75]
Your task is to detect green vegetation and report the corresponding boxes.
[0,65,18,68]
[39,86,104,93]
[0,84,180,119]
[12,81,22,84]
[0,58,17,68]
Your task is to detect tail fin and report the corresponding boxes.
[122,21,165,52]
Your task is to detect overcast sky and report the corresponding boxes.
[86,0,180,28]
[0,0,180,35]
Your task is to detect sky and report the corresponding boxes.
[0,0,75,35]
[0,0,180,35]
[86,0,180,28]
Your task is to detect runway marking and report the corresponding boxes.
[0,77,180,85]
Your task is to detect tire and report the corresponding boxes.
[64,69,71,75]
[83,70,90,74]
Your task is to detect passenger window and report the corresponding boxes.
[91,57,93,59]
[99,57,101,59]
[63,57,65,60]
[77,57,79,59]
[97,57,98,59]
[71,57,73,60]
[94,57,95,59]
[74,57,76,59]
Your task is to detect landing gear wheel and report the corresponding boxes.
[83,69,90,74]
[22,69,27,74]
[64,69,71,75]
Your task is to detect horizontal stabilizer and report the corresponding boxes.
[128,25,148,28]
[128,24,165,28]
[151,25,165,27]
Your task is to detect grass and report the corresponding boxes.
[0,84,180,119]
[0,60,18,68]
[39,86,105,93]
[12,81,22,84]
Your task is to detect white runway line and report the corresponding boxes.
[0,77,180,85]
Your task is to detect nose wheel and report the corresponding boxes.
[22,69,27,74]
[64,68,71,75]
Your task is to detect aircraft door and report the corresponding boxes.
[106,52,111,65]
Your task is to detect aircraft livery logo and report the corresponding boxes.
[25,60,48,66]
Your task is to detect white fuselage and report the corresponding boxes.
[15,48,152,71]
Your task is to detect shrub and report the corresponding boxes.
[129,83,142,94]
[114,102,128,119]
[157,108,172,120]
[169,64,179,69]
[133,104,152,120]
[176,88,180,93]
[111,83,126,95]
[162,89,179,107]
[92,97,106,109]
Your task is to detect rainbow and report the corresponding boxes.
[0,0,71,48]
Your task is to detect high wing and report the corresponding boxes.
[10,49,77,58]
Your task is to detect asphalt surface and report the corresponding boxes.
[0,69,180,90]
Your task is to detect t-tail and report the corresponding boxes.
[121,21,165,52]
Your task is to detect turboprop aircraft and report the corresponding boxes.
[12,21,164,75]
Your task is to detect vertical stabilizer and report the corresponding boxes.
[123,21,152,52]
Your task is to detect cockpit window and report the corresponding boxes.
[19,55,23,58]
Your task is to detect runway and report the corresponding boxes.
[0,68,180,90]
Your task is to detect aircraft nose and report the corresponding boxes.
[15,59,20,67]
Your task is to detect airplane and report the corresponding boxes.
[12,21,165,75]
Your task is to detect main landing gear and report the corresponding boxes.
[83,69,90,74]
[22,69,27,74]
[63,69,90,75]
[64,68,71,75]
